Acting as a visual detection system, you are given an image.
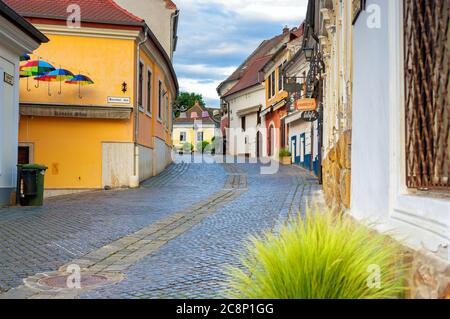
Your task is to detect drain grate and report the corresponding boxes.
[39,274,109,289]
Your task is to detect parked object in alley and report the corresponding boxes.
[0,0,48,207]
[16,164,48,206]
[225,209,407,299]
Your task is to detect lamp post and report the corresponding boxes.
[303,46,314,61]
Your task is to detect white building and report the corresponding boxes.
[283,25,320,176]
[351,0,449,298]
[0,1,47,206]
[113,0,179,59]
[218,28,297,158]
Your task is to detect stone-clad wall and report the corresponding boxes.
[322,130,352,211]
[407,249,450,299]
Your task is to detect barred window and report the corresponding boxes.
[404,0,449,190]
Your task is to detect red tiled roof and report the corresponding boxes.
[174,102,215,125]
[164,0,177,10]
[223,55,272,98]
[3,0,144,26]
[222,33,285,85]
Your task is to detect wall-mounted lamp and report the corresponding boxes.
[303,47,314,61]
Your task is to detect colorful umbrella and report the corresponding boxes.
[65,74,94,98]
[20,60,55,90]
[20,54,31,62]
[35,69,74,95]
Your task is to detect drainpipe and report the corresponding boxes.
[170,10,180,60]
[131,32,148,188]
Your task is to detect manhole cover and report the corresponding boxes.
[39,274,109,289]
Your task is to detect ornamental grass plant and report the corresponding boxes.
[225,209,407,299]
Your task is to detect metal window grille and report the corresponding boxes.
[404,0,450,190]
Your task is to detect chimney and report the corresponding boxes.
[283,25,290,34]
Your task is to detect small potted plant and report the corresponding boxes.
[279,148,292,165]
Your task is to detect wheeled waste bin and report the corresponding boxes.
[17,164,48,206]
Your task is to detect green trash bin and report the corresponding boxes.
[17,164,48,206]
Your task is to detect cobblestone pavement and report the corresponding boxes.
[82,162,323,299]
[0,160,226,292]
[0,157,323,298]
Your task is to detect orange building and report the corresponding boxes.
[5,0,178,197]
[261,27,302,157]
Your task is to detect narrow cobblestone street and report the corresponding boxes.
[0,158,323,299]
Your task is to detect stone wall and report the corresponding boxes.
[322,130,352,211]
[407,248,450,299]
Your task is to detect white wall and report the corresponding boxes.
[351,0,450,259]
[0,47,20,205]
[139,145,153,182]
[351,0,390,221]
[153,137,172,175]
[102,142,134,188]
[227,85,265,157]
[114,0,176,58]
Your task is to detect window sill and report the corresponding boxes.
[390,192,450,252]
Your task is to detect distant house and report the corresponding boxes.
[173,101,217,152]
[0,0,48,206]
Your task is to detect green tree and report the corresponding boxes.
[173,92,206,117]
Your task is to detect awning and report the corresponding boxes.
[236,104,261,117]
[273,99,287,111]
[20,103,132,119]
[284,110,304,125]
[260,106,272,117]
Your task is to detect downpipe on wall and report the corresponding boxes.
[130,33,148,189]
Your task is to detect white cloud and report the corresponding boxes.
[178,78,222,103]
[175,64,236,78]
[181,0,307,23]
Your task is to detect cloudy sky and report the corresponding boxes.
[173,0,308,107]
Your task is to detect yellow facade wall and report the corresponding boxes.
[265,52,289,107]
[20,34,136,107]
[17,29,176,190]
[138,48,173,149]
[19,116,132,189]
[173,126,215,150]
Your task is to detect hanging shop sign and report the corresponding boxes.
[4,72,14,86]
[301,110,319,122]
[108,96,131,104]
[295,98,316,111]
[352,0,366,25]
[284,77,302,94]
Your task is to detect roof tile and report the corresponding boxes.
[3,0,144,26]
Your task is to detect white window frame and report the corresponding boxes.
[138,59,145,112]
[180,131,186,143]
[146,67,152,117]
[387,0,450,257]
[157,79,163,123]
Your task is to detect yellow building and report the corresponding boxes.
[6,0,178,197]
[173,102,217,152]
